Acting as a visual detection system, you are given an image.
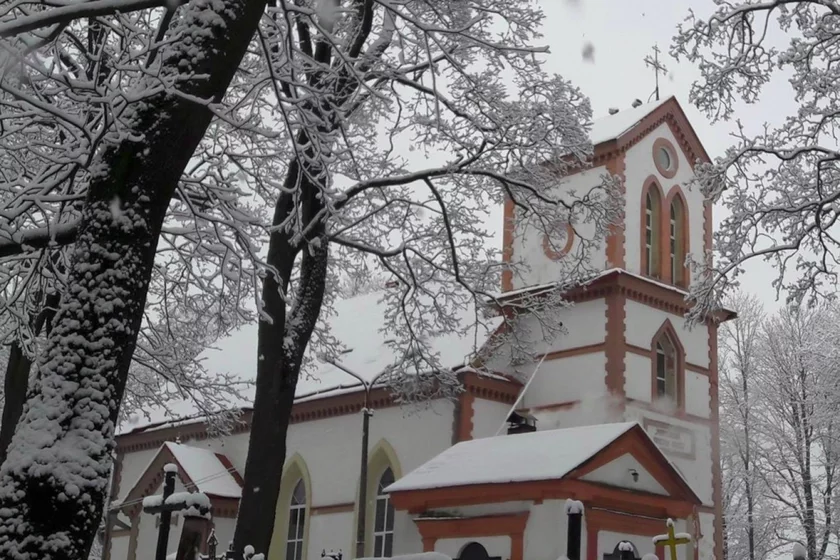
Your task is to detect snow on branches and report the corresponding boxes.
[673,1,840,318]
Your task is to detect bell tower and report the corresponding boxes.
[498,97,732,560]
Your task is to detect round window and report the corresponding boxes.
[657,146,672,170]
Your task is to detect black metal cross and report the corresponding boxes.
[142,464,210,560]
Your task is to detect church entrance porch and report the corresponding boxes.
[387,423,704,560]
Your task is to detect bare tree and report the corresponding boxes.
[750,305,840,560]
[673,1,840,316]
[719,292,777,560]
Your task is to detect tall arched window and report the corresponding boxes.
[669,196,687,287]
[644,186,662,277]
[655,333,677,402]
[286,479,306,560]
[373,468,395,558]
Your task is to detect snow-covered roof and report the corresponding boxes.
[164,442,242,498]
[120,442,242,501]
[387,422,638,492]
[120,289,502,433]
[589,98,670,146]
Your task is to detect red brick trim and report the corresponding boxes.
[542,222,576,261]
[653,138,679,179]
[605,153,628,269]
[416,513,529,560]
[541,343,607,361]
[605,290,627,409]
[709,322,724,560]
[457,392,476,442]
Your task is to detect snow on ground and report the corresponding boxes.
[120,289,501,433]
[387,423,638,492]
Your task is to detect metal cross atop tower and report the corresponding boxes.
[644,44,668,101]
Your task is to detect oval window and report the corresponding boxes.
[657,146,672,171]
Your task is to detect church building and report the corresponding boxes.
[105,96,733,560]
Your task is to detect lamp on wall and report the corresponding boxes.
[628,468,639,483]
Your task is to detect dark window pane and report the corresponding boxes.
[375,498,386,531]
[375,536,384,558]
[386,502,395,530]
[385,534,394,557]
[297,512,305,539]
[287,542,296,560]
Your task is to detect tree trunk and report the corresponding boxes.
[0,291,61,464]
[0,0,266,556]
[232,161,329,558]
[0,342,31,464]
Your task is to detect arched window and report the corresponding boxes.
[644,186,662,278]
[457,542,501,560]
[669,196,687,287]
[286,479,306,560]
[655,333,677,402]
[373,468,395,558]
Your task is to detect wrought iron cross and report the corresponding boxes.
[644,45,668,101]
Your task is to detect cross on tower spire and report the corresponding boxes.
[644,44,668,101]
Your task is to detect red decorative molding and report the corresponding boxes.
[605,153,627,269]
[653,138,679,179]
[416,513,529,560]
[542,222,576,261]
[457,392,476,442]
[605,290,627,409]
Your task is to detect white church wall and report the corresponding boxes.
[523,500,567,560]
[625,405,713,506]
[471,398,512,439]
[623,300,709,370]
[684,371,711,418]
[624,352,652,403]
[284,399,455,506]
[698,512,716,560]
[531,393,624,432]
[623,122,705,282]
[116,447,159,501]
[520,352,607,409]
[392,510,423,557]
[435,536,511,560]
[509,165,609,291]
[307,511,354,560]
[580,453,668,495]
[109,535,129,560]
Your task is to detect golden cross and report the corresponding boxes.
[653,519,692,560]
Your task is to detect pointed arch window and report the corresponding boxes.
[644,187,662,278]
[654,333,678,402]
[373,468,395,557]
[669,196,688,287]
[286,479,306,560]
